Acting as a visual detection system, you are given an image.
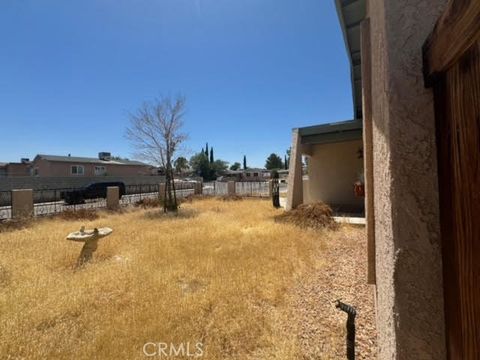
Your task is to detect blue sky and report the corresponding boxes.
[0,0,353,168]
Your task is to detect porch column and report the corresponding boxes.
[286,129,303,210]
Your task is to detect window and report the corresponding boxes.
[71,165,84,175]
[32,167,39,176]
[94,166,106,175]
[253,172,259,177]
[246,173,251,177]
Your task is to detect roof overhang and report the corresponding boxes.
[298,119,362,145]
[335,0,366,120]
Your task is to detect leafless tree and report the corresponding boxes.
[126,95,187,212]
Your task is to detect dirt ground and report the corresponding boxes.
[285,225,377,359]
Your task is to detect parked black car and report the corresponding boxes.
[61,182,126,205]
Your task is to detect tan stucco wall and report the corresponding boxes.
[6,163,30,176]
[303,139,363,211]
[11,189,33,218]
[369,0,448,358]
[32,158,151,177]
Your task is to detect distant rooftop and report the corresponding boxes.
[35,154,149,166]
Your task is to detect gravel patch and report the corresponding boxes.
[286,226,377,359]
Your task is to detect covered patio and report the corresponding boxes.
[286,119,364,214]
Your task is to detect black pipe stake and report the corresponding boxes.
[335,300,357,360]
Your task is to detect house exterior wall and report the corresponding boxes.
[0,175,166,192]
[32,158,151,177]
[303,139,363,212]
[6,163,31,176]
[368,0,448,357]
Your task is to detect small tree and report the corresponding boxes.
[211,159,228,176]
[243,155,247,170]
[126,95,187,212]
[265,153,284,170]
[230,162,241,171]
[190,152,211,180]
[174,156,189,174]
[210,147,214,163]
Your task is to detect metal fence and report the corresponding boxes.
[33,188,107,217]
[0,191,12,220]
[120,184,160,206]
[32,182,198,217]
[0,181,272,221]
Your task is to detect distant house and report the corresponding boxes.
[220,168,271,182]
[31,152,153,177]
[0,158,32,177]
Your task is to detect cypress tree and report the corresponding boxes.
[210,147,214,163]
[205,143,209,157]
[284,155,288,169]
[243,155,247,170]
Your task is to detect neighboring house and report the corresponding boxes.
[290,0,479,358]
[287,120,364,213]
[220,168,271,182]
[0,159,32,177]
[31,153,153,177]
[0,163,6,177]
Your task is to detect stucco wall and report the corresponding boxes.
[6,163,31,176]
[32,158,151,177]
[369,0,447,358]
[304,139,364,212]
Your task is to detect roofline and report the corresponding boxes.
[335,0,357,120]
[298,119,362,135]
[297,119,362,145]
[34,154,150,166]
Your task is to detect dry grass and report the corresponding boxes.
[0,198,331,359]
[55,208,100,221]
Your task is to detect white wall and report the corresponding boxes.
[303,139,364,211]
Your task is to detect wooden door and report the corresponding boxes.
[424,1,480,358]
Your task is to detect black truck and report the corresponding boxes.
[61,182,126,205]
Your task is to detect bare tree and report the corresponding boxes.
[126,95,187,212]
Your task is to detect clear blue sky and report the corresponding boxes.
[0,0,353,168]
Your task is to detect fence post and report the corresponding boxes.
[269,180,273,197]
[11,189,34,219]
[107,186,119,210]
[159,183,166,201]
[227,181,236,195]
[194,181,203,195]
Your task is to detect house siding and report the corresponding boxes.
[32,158,151,177]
